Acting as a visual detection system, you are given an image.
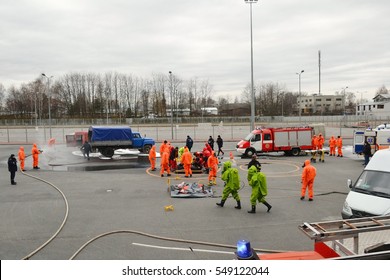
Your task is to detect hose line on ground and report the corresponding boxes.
[21,170,69,260]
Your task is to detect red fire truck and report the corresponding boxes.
[236,126,314,157]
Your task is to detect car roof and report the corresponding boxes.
[365,148,390,172]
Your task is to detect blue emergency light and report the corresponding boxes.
[236,240,252,258]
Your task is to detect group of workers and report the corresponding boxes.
[7,143,42,185]
[148,137,223,186]
[311,134,343,162]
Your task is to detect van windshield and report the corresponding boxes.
[354,170,390,198]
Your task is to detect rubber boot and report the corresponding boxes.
[263,201,272,212]
[235,200,241,209]
[248,205,256,214]
[216,199,225,207]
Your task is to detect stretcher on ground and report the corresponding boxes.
[169,182,213,198]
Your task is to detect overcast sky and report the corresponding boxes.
[1,0,389,101]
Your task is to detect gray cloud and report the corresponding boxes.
[1,0,389,101]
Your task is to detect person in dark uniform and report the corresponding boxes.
[248,155,261,171]
[216,135,224,157]
[8,154,18,185]
[186,135,193,151]
[81,141,92,160]
[208,136,215,150]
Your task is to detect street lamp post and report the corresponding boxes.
[342,86,348,115]
[245,0,258,131]
[296,70,304,123]
[41,73,53,138]
[169,71,174,140]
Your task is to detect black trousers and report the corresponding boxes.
[10,171,16,183]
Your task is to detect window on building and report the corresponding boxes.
[336,98,342,101]
[326,98,331,101]
[316,99,321,101]
[378,104,384,109]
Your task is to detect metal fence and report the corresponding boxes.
[1,114,389,145]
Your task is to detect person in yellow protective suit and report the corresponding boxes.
[247,165,272,213]
[160,145,171,177]
[148,145,156,171]
[18,146,26,171]
[300,159,317,201]
[31,143,41,169]
[207,152,219,185]
[311,135,318,162]
[329,135,336,156]
[216,161,241,209]
[181,147,193,178]
[336,136,343,157]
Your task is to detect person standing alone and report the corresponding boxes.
[300,159,317,201]
[8,154,18,185]
[363,141,372,166]
[216,135,224,157]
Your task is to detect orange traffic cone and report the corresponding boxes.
[230,152,234,160]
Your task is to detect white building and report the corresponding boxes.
[298,94,344,115]
[201,107,218,115]
[356,93,390,117]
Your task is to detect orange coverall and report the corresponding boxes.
[148,145,156,170]
[301,159,317,200]
[336,136,343,157]
[18,146,25,171]
[160,145,171,176]
[311,135,318,150]
[317,134,324,149]
[181,147,193,177]
[207,153,219,185]
[31,143,41,168]
[329,136,336,156]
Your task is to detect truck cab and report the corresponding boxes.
[236,128,273,157]
[66,131,88,147]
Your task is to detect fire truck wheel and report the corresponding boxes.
[291,148,300,156]
[245,148,256,158]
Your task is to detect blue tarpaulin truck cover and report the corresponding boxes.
[89,126,132,142]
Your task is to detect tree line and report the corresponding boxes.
[1,71,387,120]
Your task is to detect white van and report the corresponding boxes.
[341,148,390,219]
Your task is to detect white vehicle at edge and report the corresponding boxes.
[342,148,390,219]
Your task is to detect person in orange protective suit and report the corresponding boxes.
[207,152,219,185]
[300,159,317,201]
[336,136,343,157]
[311,135,319,162]
[317,133,324,149]
[18,146,26,171]
[328,135,336,156]
[159,140,168,157]
[148,145,156,171]
[160,145,171,177]
[31,143,41,169]
[181,147,193,178]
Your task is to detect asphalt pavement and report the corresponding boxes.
[0,132,369,260]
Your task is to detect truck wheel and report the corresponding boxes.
[143,145,152,154]
[245,148,256,158]
[291,148,300,156]
[101,147,115,158]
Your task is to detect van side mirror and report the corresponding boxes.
[347,179,353,189]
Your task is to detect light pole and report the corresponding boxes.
[41,73,53,138]
[296,70,304,123]
[245,0,258,131]
[281,92,284,117]
[342,86,348,115]
[169,71,174,140]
